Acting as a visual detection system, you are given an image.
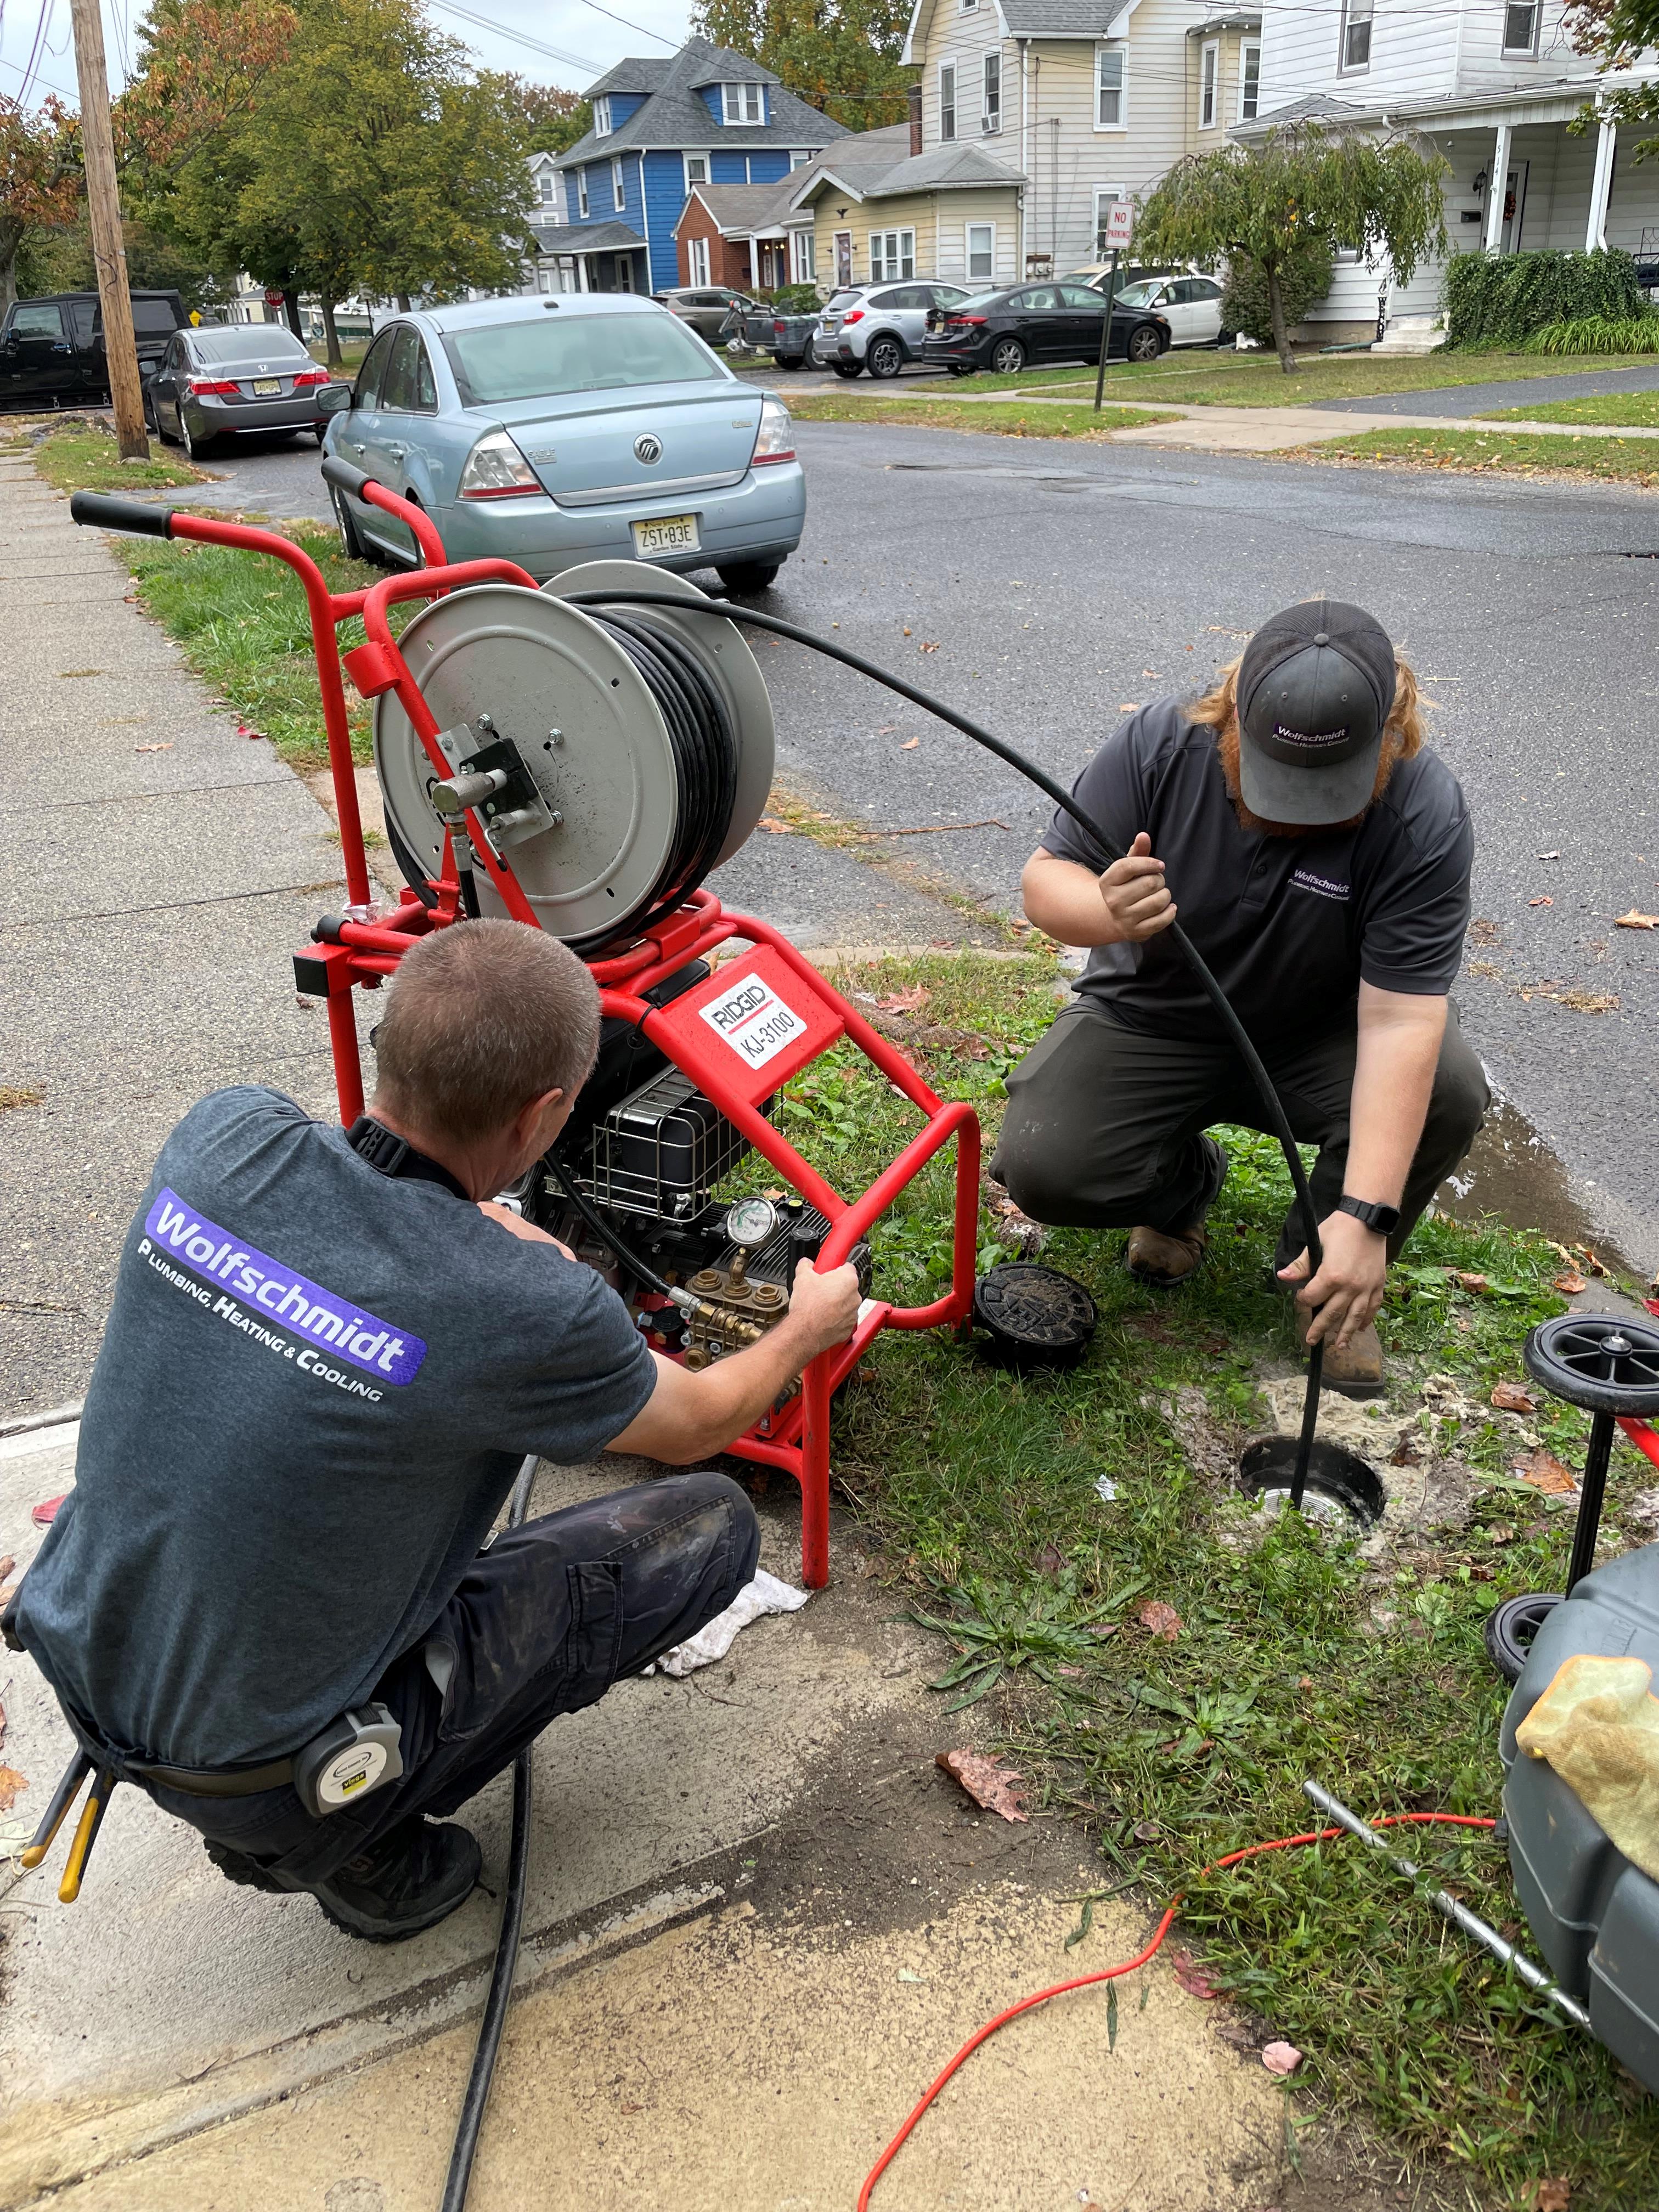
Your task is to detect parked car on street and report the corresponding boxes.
[0,288,186,412]
[322,295,802,596]
[653,285,753,345]
[814,282,973,379]
[1077,271,1229,348]
[727,301,819,369]
[146,324,337,456]
[922,283,1171,376]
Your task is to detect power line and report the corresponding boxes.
[569,0,677,50]
[426,0,602,76]
[13,0,54,103]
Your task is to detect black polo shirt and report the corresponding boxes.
[1039,699,1473,1052]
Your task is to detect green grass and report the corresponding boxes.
[22,419,202,496]
[123,522,399,769]
[1292,425,1659,487]
[785,393,1177,438]
[1482,391,1659,428]
[747,948,1659,2210]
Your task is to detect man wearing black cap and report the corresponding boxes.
[992,600,1486,1395]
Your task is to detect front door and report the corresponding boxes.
[1500,162,1530,252]
[834,231,852,287]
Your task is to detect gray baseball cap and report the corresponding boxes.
[1235,600,1397,826]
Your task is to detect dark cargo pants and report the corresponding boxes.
[990,1000,1489,1270]
[144,1470,760,1889]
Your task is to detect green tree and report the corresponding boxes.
[505,75,590,156]
[691,0,914,131]
[1135,123,1447,373]
[1,97,82,312]
[1565,0,1659,156]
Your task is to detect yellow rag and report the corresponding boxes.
[1515,1654,1659,1882]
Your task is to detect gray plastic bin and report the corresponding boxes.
[1499,1543,1659,2089]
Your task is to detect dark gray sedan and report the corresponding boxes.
[145,324,337,458]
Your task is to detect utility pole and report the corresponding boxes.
[68,0,148,461]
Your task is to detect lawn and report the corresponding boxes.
[748,947,1659,2211]
[890,347,1659,409]
[1291,425,1659,488]
[786,393,1177,438]
[1482,392,1659,428]
[13,418,203,496]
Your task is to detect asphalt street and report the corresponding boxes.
[179,420,1659,1272]
[1311,362,1659,416]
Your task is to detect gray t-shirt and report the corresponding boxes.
[16,1087,657,1768]
[1040,699,1474,1051]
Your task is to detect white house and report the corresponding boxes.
[1240,0,1659,342]
[902,0,1231,275]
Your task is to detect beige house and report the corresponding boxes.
[1188,12,1262,149]
[902,0,1228,274]
[787,124,1029,289]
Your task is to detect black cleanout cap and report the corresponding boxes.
[1234,599,1397,825]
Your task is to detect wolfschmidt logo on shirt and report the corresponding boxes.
[140,1187,428,1387]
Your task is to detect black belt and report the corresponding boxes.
[124,1754,294,1798]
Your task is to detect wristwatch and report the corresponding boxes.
[1337,1195,1401,1236]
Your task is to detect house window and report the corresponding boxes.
[791,228,816,282]
[689,234,711,286]
[1200,41,1217,129]
[1096,47,1126,128]
[966,221,995,280]
[1094,185,1126,255]
[578,169,589,218]
[612,157,626,212]
[962,0,978,10]
[684,151,709,191]
[537,170,557,206]
[1503,0,1540,51]
[1239,40,1261,120]
[789,148,812,169]
[1340,0,1373,72]
[940,61,956,143]
[869,228,916,281]
[722,81,765,125]
[983,53,1001,134]
[592,96,612,136]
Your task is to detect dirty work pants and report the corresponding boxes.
[990,1000,1489,1271]
[143,1471,760,1889]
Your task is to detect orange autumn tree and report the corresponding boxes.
[1,98,82,312]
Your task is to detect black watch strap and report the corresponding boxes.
[1338,1194,1401,1235]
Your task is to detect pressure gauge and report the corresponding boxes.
[724,1197,778,1250]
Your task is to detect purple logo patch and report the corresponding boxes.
[142,1188,427,1385]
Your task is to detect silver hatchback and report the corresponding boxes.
[816,282,972,379]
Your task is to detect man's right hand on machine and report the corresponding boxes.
[607,1257,862,1468]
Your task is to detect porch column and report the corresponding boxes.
[1483,122,1511,253]
[1587,114,1617,251]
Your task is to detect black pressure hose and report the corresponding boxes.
[562,587,1328,1489]
[439,1451,538,2212]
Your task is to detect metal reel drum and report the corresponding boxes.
[373,562,773,951]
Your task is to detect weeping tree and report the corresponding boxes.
[1136,123,1448,373]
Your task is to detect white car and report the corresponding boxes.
[1063,268,1228,348]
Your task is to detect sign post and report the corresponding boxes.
[1092,200,1135,414]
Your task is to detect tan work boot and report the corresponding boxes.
[1126,1223,1207,1286]
[1322,1322,1386,1399]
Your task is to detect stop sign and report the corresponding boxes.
[264,289,285,307]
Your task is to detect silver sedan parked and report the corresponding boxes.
[145,324,337,458]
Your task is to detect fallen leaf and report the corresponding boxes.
[1528,896,1554,907]
[900,736,919,750]
[1056,1663,1085,1678]
[1615,909,1658,930]
[1035,1542,1064,1579]
[1518,1448,1578,1497]
[1141,668,1162,677]
[757,815,793,834]
[876,985,930,1014]
[1136,1599,1181,1641]
[1533,2182,1571,2212]
[1261,2041,1303,2075]
[1390,1436,1423,1466]
[1553,1272,1589,1295]
[1087,1621,1119,1640]
[134,742,173,754]
[1118,702,1141,712]
[31,1495,64,1527]
[1537,850,1560,860]
[1452,1271,1489,1294]
[902,628,912,637]
[0,1768,26,1814]
[1133,1817,1161,1842]
[1171,1949,1221,1999]
[918,640,940,652]
[1491,1383,1538,1414]
[1577,1247,1607,1277]
[935,1748,1029,1823]
[1214,2020,1261,2052]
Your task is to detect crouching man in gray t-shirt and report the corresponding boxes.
[9,920,860,1940]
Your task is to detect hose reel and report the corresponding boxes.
[373,561,775,953]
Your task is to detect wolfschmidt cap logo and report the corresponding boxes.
[634,433,663,464]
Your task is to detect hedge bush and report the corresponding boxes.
[1523,314,1659,353]
[1442,248,1649,348]
[1220,241,1335,345]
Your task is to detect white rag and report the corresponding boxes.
[645,1568,811,1677]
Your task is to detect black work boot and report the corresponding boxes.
[311,1817,482,1942]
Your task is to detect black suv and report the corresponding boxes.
[0,290,188,412]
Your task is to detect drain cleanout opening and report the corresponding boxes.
[1236,1436,1386,1528]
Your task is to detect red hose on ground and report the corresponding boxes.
[856,1812,1497,2211]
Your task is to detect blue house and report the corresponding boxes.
[549,37,851,296]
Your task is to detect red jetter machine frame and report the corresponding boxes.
[71,482,980,1588]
